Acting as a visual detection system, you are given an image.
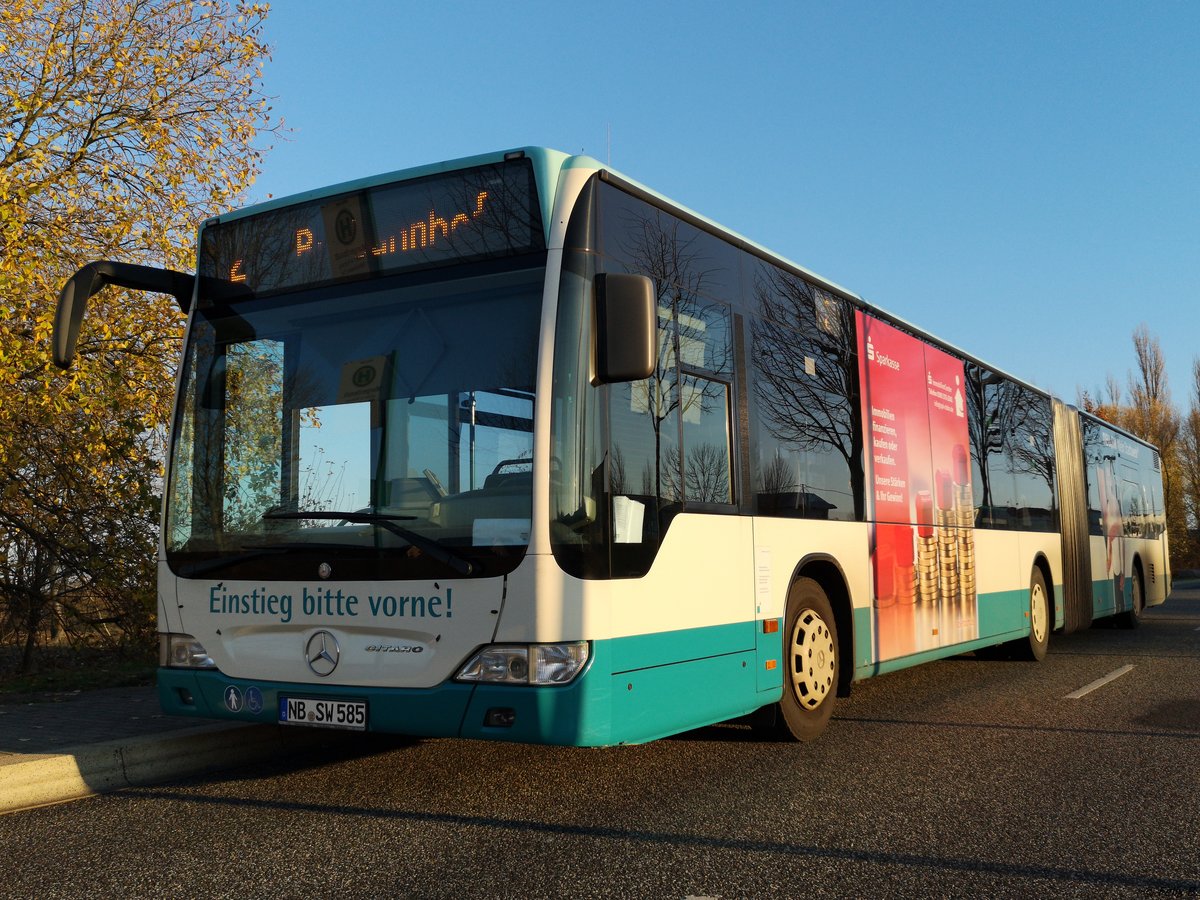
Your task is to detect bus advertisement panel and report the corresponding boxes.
[857,312,978,660]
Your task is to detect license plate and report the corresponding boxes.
[279,696,367,731]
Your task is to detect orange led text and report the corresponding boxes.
[293,191,491,262]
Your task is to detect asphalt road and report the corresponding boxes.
[3,590,1198,899]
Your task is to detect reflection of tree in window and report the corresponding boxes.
[201,206,329,295]
[221,340,285,531]
[606,202,734,508]
[296,402,370,517]
[967,368,1055,529]
[1009,391,1056,528]
[1082,419,1114,535]
[684,441,731,503]
[758,453,794,497]
[435,165,542,258]
[751,268,861,520]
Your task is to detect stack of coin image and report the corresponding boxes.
[937,506,959,600]
[951,446,976,604]
[915,491,939,604]
[936,474,959,601]
[956,480,977,602]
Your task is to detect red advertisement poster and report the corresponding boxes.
[856,312,977,660]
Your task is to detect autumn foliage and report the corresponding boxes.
[0,0,275,672]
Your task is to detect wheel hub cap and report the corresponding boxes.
[791,608,835,710]
[1031,583,1047,642]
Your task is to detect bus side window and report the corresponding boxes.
[677,296,733,506]
[748,266,859,522]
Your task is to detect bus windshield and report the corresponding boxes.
[164,262,544,581]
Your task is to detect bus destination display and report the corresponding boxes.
[200,158,544,295]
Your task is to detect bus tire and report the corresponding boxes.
[1013,566,1050,661]
[776,576,839,741]
[1116,566,1144,629]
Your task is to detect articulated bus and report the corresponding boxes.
[53,148,1171,745]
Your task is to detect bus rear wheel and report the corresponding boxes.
[776,577,839,741]
[1012,566,1050,661]
[1116,566,1144,629]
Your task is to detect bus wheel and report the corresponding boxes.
[1117,566,1144,629]
[777,577,838,741]
[1014,567,1050,661]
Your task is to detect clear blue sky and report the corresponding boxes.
[250,0,1199,409]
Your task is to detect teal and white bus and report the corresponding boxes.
[53,148,1171,744]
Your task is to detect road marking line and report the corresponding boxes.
[1064,664,1135,699]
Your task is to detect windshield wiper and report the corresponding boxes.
[261,511,475,576]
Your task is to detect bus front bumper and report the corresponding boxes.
[156,666,607,746]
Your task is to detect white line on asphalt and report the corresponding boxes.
[1064,664,1136,699]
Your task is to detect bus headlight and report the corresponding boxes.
[159,633,216,669]
[455,642,589,686]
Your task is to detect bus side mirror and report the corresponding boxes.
[53,261,194,368]
[593,273,656,384]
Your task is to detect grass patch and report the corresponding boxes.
[0,648,156,699]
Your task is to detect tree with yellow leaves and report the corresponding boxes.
[1,0,276,672]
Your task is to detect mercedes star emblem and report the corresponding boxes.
[305,630,340,677]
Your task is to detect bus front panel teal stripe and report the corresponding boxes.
[609,620,756,673]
